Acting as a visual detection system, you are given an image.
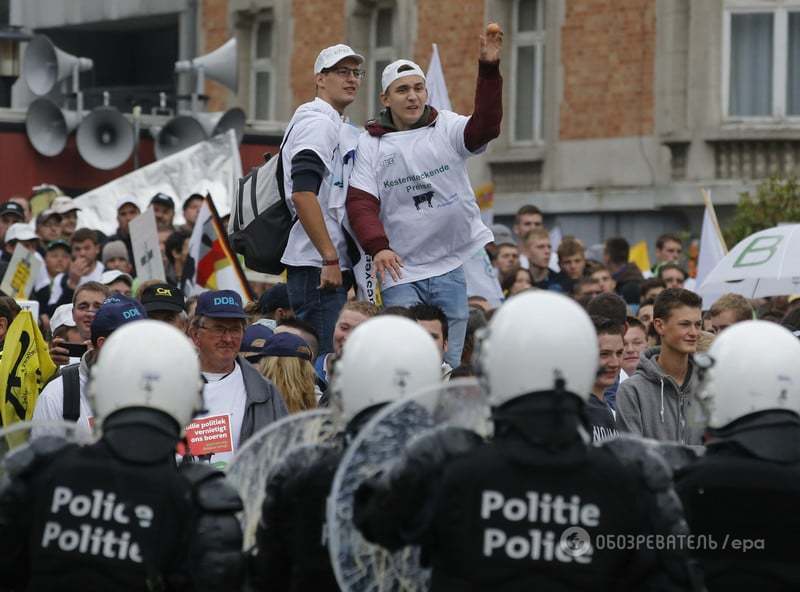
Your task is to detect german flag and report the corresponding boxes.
[189,195,254,301]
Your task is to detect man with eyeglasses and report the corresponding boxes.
[188,290,288,466]
[280,44,365,358]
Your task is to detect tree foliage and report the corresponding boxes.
[724,176,800,246]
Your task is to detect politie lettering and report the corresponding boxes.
[41,522,143,563]
[43,486,154,563]
[480,490,599,563]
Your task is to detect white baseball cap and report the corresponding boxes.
[314,44,365,74]
[51,196,81,215]
[51,303,76,333]
[5,223,38,243]
[381,59,426,93]
[116,195,139,211]
[101,270,133,286]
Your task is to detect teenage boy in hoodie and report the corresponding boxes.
[281,44,365,356]
[588,316,621,442]
[616,288,705,445]
[346,24,503,369]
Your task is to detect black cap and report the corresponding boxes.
[140,283,185,313]
[150,193,175,210]
[46,239,71,253]
[259,283,291,314]
[0,202,25,220]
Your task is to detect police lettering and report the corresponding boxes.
[41,522,143,562]
[480,490,599,564]
[42,486,152,564]
[213,296,235,306]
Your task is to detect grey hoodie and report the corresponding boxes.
[616,347,705,445]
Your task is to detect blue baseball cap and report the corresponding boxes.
[260,332,312,362]
[259,283,291,314]
[90,295,147,341]
[196,290,246,319]
[240,323,275,361]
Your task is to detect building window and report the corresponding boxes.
[251,19,275,120]
[724,3,800,119]
[370,5,395,116]
[511,0,544,143]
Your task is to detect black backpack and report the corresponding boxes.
[229,126,296,274]
[60,363,81,422]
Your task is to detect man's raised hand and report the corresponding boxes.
[480,22,504,62]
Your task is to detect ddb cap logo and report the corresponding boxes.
[213,296,236,306]
[122,307,142,320]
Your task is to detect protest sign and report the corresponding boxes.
[184,413,234,456]
[0,244,43,299]
[130,208,166,282]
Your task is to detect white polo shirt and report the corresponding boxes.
[280,97,357,270]
[348,110,492,289]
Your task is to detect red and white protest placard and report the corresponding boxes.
[183,413,234,456]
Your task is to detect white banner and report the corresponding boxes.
[426,44,453,112]
[696,190,728,307]
[73,130,242,236]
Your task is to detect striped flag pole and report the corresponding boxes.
[205,194,256,303]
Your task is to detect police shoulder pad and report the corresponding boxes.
[5,436,72,479]
[600,435,673,492]
[180,463,243,513]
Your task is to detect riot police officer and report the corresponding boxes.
[677,320,800,591]
[253,316,442,591]
[0,320,244,591]
[354,291,700,591]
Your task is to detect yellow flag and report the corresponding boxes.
[0,311,57,431]
[629,241,652,273]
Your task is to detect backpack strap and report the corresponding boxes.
[61,363,81,422]
[276,122,295,201]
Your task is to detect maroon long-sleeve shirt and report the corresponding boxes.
[347,60,503,257]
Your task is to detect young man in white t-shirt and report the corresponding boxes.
[280,44,365,357]
[346,24,504,368]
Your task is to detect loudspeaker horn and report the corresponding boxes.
[153,114,208,160]
[22,34,94,96]
[195,107,246,143]
[175,37,238,91]
[25,97,81,156]
[76,107,135,170]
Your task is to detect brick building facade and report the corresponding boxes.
[7,0,799,248]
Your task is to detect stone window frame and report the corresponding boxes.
[722,0,800,123]
[250,15,276,121]
[368,2,397,116]
[509,0,546,145]
[346,0,414,125]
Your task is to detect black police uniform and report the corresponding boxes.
[0,409,244,592]
[676,410,800,591]
[253,408,382,592]
[354,391,699,591]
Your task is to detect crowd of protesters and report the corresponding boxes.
[1,27,800,591]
